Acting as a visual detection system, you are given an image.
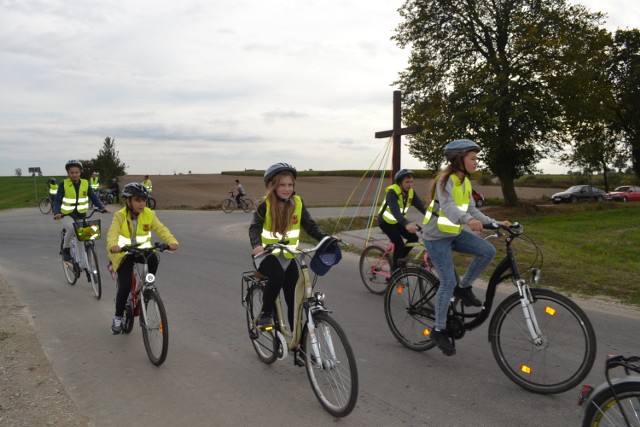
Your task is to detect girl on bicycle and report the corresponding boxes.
[422,139,510,356]
[378,168,426,270]
[249,162,329,330]
[106,183,179,335]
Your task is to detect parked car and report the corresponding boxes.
[551,185,606,204]
[472,189,485,207]
[605,185,640,202]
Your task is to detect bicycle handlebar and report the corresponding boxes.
[253,235,340,260]
[484,221,523,236]
[120,242,172,254]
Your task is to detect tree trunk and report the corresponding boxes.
[499,178,519,206]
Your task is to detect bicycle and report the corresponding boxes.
[100,188,116,205]
[116,242,171,366]
[578,355,640,427]
[59,209,103,299]
[241,236,358,417]
[39,197,52,214]
[146,195,157,210]
[222,192,253,213]
[384,222,597,394]
[359,238,433,295]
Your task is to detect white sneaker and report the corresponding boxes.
[111,316,122,335]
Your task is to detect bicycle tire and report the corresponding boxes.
[141,289,169,366]
[581,380,640,427]
[39,198,51,214]
[122,300,135,334]
[61,231,78,285]
[221,198,234,213]
[359,245,393,295]
[241,198,254,212]
[246,285,278,364]
[304,312,358,417]
[384,267,438,351]
[146,197,156,210]
[489,288,597,394]
[85,245,102,299]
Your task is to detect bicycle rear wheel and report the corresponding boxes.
[141,289,169,366]
[241,198,254,212]
[359,245,392,294]
[304,313,358,417]
[384,267,438,351]
[85,245,102,299]
[582,380,640,427]
[221,198,234,213]
[39,198,51,214]
[489,288,597,394]
[146,197,156,210]
[246,285,278,364]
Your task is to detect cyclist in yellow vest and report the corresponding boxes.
[422,139,511,356]
[47,177,59,207]
[53,160,108,261]
[106,183,179,334]
[142,175,153,194]
[378,169,426,270]
[89,172,101,198]
[249,163,329,330]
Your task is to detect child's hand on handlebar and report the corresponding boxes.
[252,246,265,257]
[405,223,420,234]
[467,219,484,232]
[110,245,121,254]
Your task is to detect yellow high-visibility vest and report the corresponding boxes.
[61,179,89,214]
[261,196,303,258]
[423,175,471,234]
[379,184,414,224]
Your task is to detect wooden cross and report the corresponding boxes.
[374,90,422,179]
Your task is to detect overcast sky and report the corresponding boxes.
[1,1,638,177]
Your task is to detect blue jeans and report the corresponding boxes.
[424,230,496,330]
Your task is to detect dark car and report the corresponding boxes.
[551,185,606,204]
[472,189,485,207]
[605,185,640,202]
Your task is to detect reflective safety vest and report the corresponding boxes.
[115,207,154,249]
[143,179,153,194]
[379,184,413,225]
[423,175,471,234]
[48,183,58,196]
[89,176,100,190]
[261,195,302,258]
[61,179,89,215]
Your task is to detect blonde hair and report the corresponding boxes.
[427,156,466,202]
[261,171,296,238]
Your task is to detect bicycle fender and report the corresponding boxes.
[580,378,640,412]
[276,331,288,361]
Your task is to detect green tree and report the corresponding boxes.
[92,137,126,185]
[393,0,607,205]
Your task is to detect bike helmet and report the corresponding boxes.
[394,168,414,185]
[65,160,83,171]
[444,139,481,162]
[48,177,56,184]
[121,182,149,199]
[263,162,297,186]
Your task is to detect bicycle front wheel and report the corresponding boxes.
[489,288,597,394]
[221,198,234,213]
[61,231,78,285]
[582,380,640,427]
[85,245,102,299]
[39,198,51,214]
[359,245,392,294]
[141,289,169,366]
[384,267,438,351]
[246,285,278,364]
[304,313,358,417]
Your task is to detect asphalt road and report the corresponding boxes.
[1,208,639,427]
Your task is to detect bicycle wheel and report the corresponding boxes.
[241,198,254,212]
[141,289,169,366]
[489,288,597,394]
[359,245,392,294]
[85,245,102,299]
[582,380,640,427]
[246,285,278,364]
[304,313,358,417]
[61,231,78,285]
[39,198,51,214]
[384,267,438,351]
[146,197,156,210]
[221,198,234,213]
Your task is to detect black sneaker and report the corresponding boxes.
[256,311,273,330]
[62,248,72,262]
[454,286,482,307]
[430,329,456,356]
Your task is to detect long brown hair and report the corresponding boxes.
[261,171,296,238]
[427,156,466,202]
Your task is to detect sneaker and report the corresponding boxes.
[62,248,72,262]
[256,311,273,330]
[454,286,482,307]
[111,316,123,335]
[430,329,456,356]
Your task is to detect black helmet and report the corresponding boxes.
[48,177,56,184]
[263,162,297,187]
[122,183,149,199]
[444,139,481,162]
[65,160,83,171]
[394,168,414,185]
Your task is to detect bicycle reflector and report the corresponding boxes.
[396,284,405,295]
[545,306,557,316]
[520,365,532,375]
[423,328,431,337]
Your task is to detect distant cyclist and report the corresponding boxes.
[89,171,101,198]
[232,179,246,206]
[142,175,153,195]
[377,169,426,270]
[47,177,58,207]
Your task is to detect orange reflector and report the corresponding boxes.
[545,306,556,316]
[423,328,431,337]
[396,284,404,295]
[520,365,532,374]
[159,322,164,334]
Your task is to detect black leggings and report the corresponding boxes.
[258,255,299,328]
[114,253,159,317]
[378,220,419,269]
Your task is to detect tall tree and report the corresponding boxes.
[393,0,607,205]
[93,137,127,185]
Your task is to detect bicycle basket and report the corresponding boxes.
[73,220,101,241]
[310,239,342,276]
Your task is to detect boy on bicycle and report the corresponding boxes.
[232,179,246,206]
[106,183,179,334]
[53,160,108,261]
